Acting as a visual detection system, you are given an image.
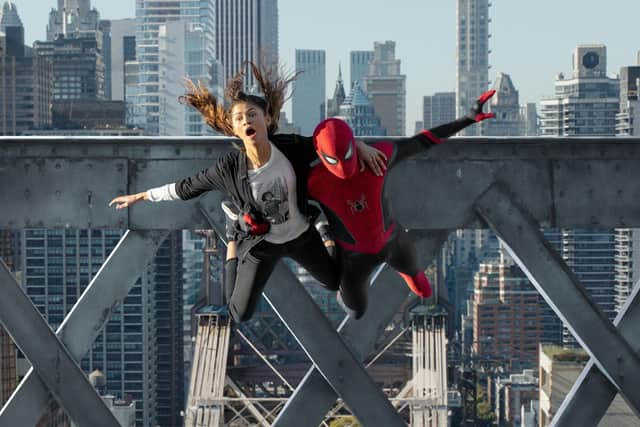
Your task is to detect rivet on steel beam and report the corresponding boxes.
[24,189,30,199]
[456,168,463,179]
[55,163,61,169]
[55,191,61,199]
[87,191,93,207]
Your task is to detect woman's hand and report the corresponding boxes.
[356,140,387,176]
[109,192,146,210]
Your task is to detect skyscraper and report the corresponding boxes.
[158,20,222,136]
[456,0,490,136]
[349,50,373,91]
[46,0,100,40]
[326,65,346,118]
[472,249,543,370]
[423,92,456,129]
[293,49,325,134]
[540,45,619,136]
[521,102,539,136]
[539,47,619,346]
[484,73,522,136]
[561,229,617,346]
[0,6,53,135]
[34,35,105,101]
[615,65,640,136]
[108,18,135,101]
[215,0,278,90]
[134,0,215,135]
[363,41,406,136]
[338,81,385,136]
[614,229,640,313]
[151,232,184,427]
[0,1,22,31]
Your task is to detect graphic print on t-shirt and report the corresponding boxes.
[256,176,290,224]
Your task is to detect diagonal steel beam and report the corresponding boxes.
[473,183,640,416]
[551,278,640,426]
[0,259,120,427]
[1,230,168,426]
[273,231,449,426]
[263,262,407,427]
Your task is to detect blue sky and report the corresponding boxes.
[15,0,640,134]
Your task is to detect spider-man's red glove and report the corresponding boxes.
[242,212,270,235]
[468,89,496,122]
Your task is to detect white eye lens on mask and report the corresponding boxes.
[344,142,353,160]
[323,153,338,165]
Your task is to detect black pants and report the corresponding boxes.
[225,225,340,322]
[338,227,420,319]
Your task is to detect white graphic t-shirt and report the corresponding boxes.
[248,142,309,244]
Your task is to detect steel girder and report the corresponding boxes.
[0,230,168,426]
[474,183,640,423]
[0,259,120,427]
[3,138,640,230]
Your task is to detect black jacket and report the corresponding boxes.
[174,133,317,254]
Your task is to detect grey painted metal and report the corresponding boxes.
[1,230,168,426]
[5,138,640,229]
[263,262,406,427]
[273,231,449,426]
[0,259,120,427]
[551,279,640,426]
[474,183,640,416]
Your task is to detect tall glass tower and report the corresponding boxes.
[134,0,215,135]
[293,49,325,135]
[456,0,490,136]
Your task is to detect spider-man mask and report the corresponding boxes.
[313,118,358,179]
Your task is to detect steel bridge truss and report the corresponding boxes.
[1,137,640,426]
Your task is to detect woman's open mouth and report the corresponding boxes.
[246,127,256,137]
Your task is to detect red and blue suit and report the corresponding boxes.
[308,90,495,318]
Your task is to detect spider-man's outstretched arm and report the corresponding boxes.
[388,90,496,168]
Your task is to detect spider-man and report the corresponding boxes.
[308,90,495,318]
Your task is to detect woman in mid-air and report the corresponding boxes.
[108,62,384,323]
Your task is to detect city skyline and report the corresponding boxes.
[11,0,640,134]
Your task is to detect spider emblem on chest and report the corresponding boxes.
[347,194,368,214]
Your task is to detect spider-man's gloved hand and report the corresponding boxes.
[468,89,496,122]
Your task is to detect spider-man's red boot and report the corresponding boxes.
[398,271,432,298]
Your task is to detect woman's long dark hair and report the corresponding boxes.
[181,61,298,136]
